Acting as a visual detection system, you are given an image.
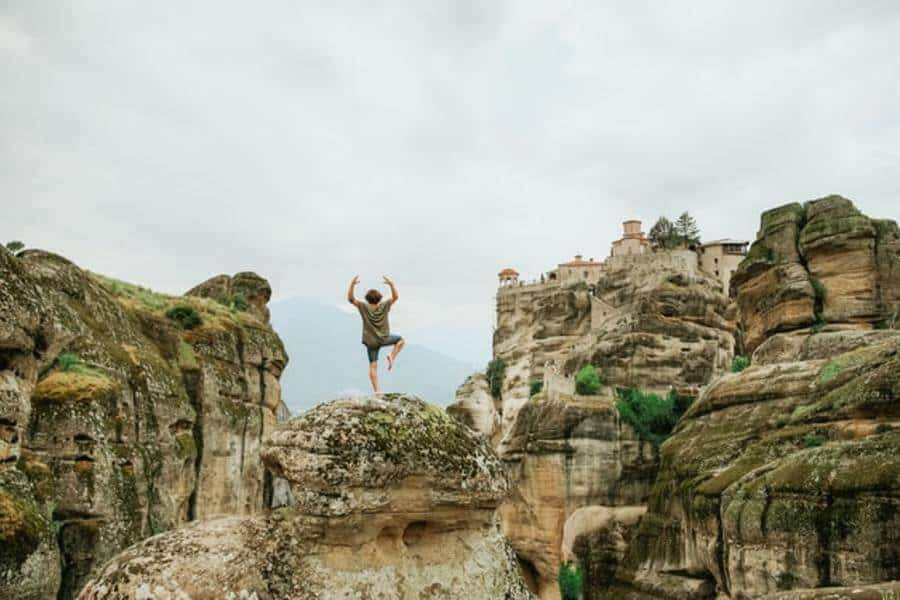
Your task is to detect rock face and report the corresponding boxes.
[450,250,735,599]
[608,198,900,599]
[0,248,287,598]
[733,195,900,352]
[498,382,654,598]
[79,394,535,599]
[475,250,735,447]
[446,372,501,444]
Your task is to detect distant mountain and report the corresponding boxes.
[270,297,479,413]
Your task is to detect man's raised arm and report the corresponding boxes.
[347,275,360,306]
[383,275,399,304]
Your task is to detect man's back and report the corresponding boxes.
[358,300,392,346]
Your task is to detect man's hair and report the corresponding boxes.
[365,289,382,304]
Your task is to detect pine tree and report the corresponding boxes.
[675,212,701,246]
[648,217,676,249]
[5,240,24,253]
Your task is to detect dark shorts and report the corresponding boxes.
[364,335,403,363]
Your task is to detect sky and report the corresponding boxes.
[3,1,899,364]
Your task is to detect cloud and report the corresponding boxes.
[2,1,899,345]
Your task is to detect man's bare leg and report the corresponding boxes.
[369,361,379,393]
[387,339,405,371]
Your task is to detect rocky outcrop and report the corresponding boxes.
[0,247,287,598]
[498,386,655,599]
[733,195,900,352]
[448,250,736,599]
[479,250,735,447]
[607,198,900,598]
[186,271,274,324]
[446,372,501,444]
[79,394,535,599]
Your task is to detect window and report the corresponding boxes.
[584,271,588,278]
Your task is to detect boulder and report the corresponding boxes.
[79,394,535,599]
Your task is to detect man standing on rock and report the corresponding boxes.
[347,275,405,393]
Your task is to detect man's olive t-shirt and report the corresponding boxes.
[358,300,392,346]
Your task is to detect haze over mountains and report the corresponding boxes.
[270,297,482,412]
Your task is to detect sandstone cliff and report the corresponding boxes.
[0,248,287,598]
[451,249,736,599]
[79,394,535,599]
[478,249,735,447]
[499,383,654,598]
[604,196,900,598]
[733,195,900,353]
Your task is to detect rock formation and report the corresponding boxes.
[79,394,535,599]
[0,248,287,598]
[475,249,735,447]
[733,195,900,352]
[451,249,736,599]
[499,383,654,598]
[604,196,900,598]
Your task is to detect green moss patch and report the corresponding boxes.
[0,485,48,571]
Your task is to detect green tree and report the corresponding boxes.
[648,217,678,249]
[575,365,602,395]
[558,562,584,600]
[486,357,507,399]
[5,240,24,253]
[675,212,701,246]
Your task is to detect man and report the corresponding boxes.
[347,275,405,393]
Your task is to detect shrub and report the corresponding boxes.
[57,352,83,372]
[216,292,249,313]
[486,357,506,399]
[730,355,750,373]
[874,423,894,434]
[802,433,826,448]
[165,305,202,330]
[575,365,602,395]
[529,380,543,397]
[616,388,693,446]
[558,562,584,600]
[811,278,827,325]
[5,240,24,253]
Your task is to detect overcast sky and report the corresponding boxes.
[3,1,899,361]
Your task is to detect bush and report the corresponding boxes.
[5,240,24,253]
[57,352,83,372]
[811,278,827,325]
[558,562,584,600]
[575,365,602,395]
[616,388,693,446]
[216,292,249,313]
[730,355,750,373]
[486,357,506,399]
[802,433,826,448]
[529,380,543,397]
[165,305,202,330]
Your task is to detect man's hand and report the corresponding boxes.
[383,276,399,303]
[347,275,360,306]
